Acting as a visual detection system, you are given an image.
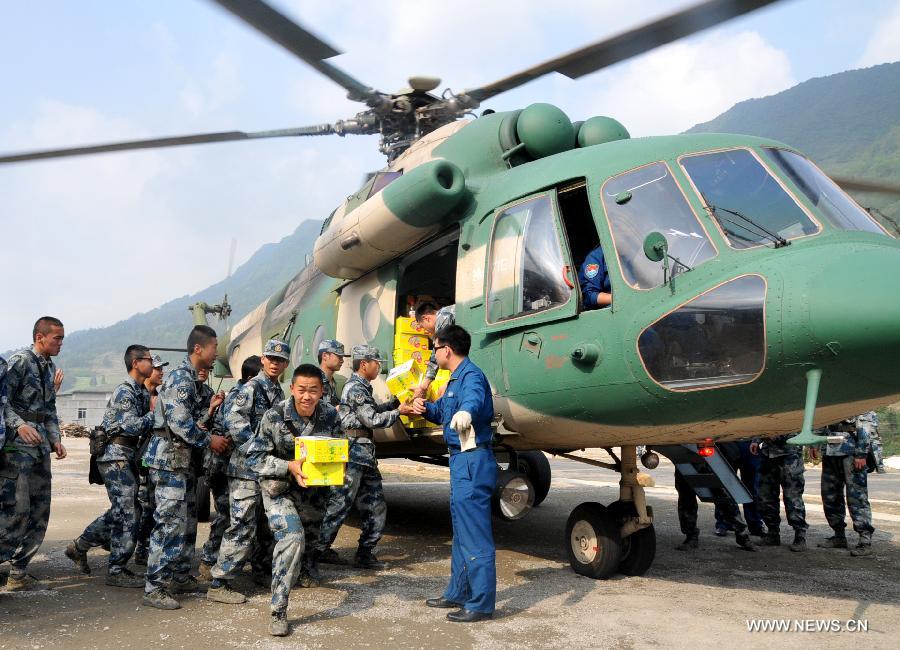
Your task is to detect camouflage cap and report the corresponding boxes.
[351,344,385,362]
[151,354,169,369]
[263,339,291,360]
[318,338,349,357]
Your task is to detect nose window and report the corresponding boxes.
[638,275,767,390]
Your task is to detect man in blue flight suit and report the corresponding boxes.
[579,245,612,310]
[413,325,496,623]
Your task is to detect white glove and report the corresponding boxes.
[450,411,472,435]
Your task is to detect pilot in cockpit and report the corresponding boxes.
[579,244,612,310]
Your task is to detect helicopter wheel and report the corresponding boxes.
[492,469,535,521]
[565,502,622,579]
[608,500,656,576]
[516,451,552,507]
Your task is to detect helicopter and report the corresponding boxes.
[4,0,900,580]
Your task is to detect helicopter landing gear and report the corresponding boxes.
[563,445,655,578]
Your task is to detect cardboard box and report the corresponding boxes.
[400,414,430,428]
[427,369,451,401]
[295,436,348,463]
[386,358,425,395]
[394,333,430,352]
[294,436,348,486]
[394,349,427,366]
[301,461,346,486]
[395,316,427,336]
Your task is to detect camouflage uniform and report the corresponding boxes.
[133,355,168,564]
[0,346,61,575]
[860,411,885,473]
[199,382,238,567]
[247,397,339,615]
[0,356,8,450]
[756,435,808,537]
[210,370,284,582]
[317,339,350,408]
[315,367,395,559]
[75,377,154,574]
[142,357,211,595]
[820,419,874,543]
[424,305,456,382]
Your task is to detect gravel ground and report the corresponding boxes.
[1,439,898,648]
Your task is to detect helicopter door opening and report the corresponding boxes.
[393,231,459,429]
[556,179,608,312]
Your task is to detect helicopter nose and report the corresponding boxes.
[804,246,900,367]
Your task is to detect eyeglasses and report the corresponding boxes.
[433,345,448,352]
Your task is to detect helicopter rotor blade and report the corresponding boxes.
[831,175,900,197]
[209,0,386,107]
[0,124,336,164]
[461,0,780,104]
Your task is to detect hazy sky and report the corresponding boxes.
[2,0,899,351]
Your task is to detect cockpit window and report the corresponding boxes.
[764,148,889,236]
[681,149,820,249]
[368,171,402,198]
[639,275,767,391]
[487,195,572,323]
[602,162,716,290]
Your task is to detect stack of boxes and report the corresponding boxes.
[390,316,451,429]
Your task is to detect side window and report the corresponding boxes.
[368,171,402,198]
[603,162,716,290]
[487,195,572,323]
[638,275,766,390]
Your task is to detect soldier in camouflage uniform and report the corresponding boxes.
[314,345,416,570]
[207,341,288,604]
[141,326,231,610]
[816,417,875,556]
[0,317,68,591]
[193,366,227,577]
[751,435,808,551]
[412,302,456,400]
[317,339,349,408]
[0,355,7,588]
[246,363,342,636]
[860,411,886,473]
[65,346,156,586]
[133,355,168,566]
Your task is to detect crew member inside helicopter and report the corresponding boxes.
[579,244,612,309]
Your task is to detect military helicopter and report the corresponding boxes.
[5,0,900,580]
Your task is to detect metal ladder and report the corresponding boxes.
[654,443,753,504]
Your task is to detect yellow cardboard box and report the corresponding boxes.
[395,316,427,336]
[401,414,429,428]
[294,436,348,486]
[386,358,425,395]
[394,349,427,366]
[394,333,430,353]
[301,461,346,486]
[427,369,451,401]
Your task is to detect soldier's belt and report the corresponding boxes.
[152,428,188,447]
[12,408,47,423]
[108,435,139,449]
[345,429,373,440]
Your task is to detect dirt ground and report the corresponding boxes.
[1,439,898,648]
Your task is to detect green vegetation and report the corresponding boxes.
[876,406,900,457]
[688,62,900,234]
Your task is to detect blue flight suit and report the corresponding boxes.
[578,245,611,310]
[423,357,496,614]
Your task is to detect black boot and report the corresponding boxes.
[675,532,699,551]
[354,548,386,569]
[789,530,807,552]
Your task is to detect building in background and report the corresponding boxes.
[56,386,115,428]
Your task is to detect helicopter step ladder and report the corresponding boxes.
[653,443,753,504]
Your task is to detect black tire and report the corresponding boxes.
[608,500,656,576]
[517,451,552,507]
[195,475,211,523]
[565,502,622,579]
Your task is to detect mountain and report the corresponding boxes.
[687,62,900,233]
[50,219,321,380]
